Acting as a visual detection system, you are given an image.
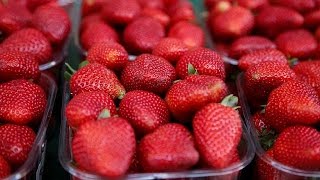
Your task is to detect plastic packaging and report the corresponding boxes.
[3,73,57,180]
[236,73,320,179]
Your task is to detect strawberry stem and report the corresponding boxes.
[65,63,76,74]
[187,63,198,75]
[64,71,72,81]
[78,60,89,69]
[221,94,239,108]
[259,128,277,151]
[98,109,111,119]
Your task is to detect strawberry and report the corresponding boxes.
[271,0,316,13]
[256,149,280,180]
[138,123,199,172]
[255,6,304,37]
[120,54,176,95]
[167,0,195,24]
[80,21,119,51]
[0,28,52,65]
[101,0,141,26]
[273,126,320,170]
[193,96,242,169]
[123,17,165,54]
[0,155,10,178]
[81,0,107,17]
[168,21,205,48]
[304,10,320,29]
[128,150,140,173]
[205,0,231,10]
[0,79,47,125]
[165,75,228,123]
[214,42,230,57]
[72,117,136,177]
[119,90,170,135]
[229,36,276,59]
[0,51,40,81]
[152,37,189,65]
[275,29,317,59]
[86,42,129,71]
[0,124,36,166]
[25,0,56,11]
[252,111,271,134]
[237,0,268,11]
[69,63,125,99]
[80,13,103,32]
[66,91,117,129]
[138,0,164,10]
[209,6,254,40]
[293,60,320,97]
[265,80,320,131]
[244,61,296,103]
[140,8,170,27]
[32,5,71,45]
[175,47,225,80]
[238,49,288,71]
[208,1,232,17]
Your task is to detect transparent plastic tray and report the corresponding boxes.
[3,73,57,180]
[236,73,320,179]
[59,80,255,180]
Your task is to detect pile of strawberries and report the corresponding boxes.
[206,0,320,178]
[64,0,250,177]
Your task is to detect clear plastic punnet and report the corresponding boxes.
[3,73,57,180]
[236,73,320,180]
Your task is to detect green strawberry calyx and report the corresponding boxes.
[259,128,277,151]
[78,60,89,69]
[98,109,111,119]
[221,94,239,109]
[64,63,76,81]
[187,63,198,75]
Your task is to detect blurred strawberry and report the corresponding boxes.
[270,0,316,13]
[237,0,268,11]
[81,0,108,17]
[80,13,103,32]
[304,10,320,29]
[167,0,195,24]
[214,42,230,57]
[137,0,164,10]
[208,1,232,17]
[0,155,10,178]
[205,0,231,10]
[252,111,271,134]
[140,8,170,27]
[256,149,280,180]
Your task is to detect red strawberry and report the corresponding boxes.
[138,123,199,172]
[252,111,271,134]
[168,21,204,48]
[138,0,164,10]
[304,10,320,29]
[140,8,170,27]
[214,42,230,57]
[0,28,52,65]
[238,49,288,71]
[69,63,125,99]
[208,1,232,17]
[265,80,320,131]
[32,5,71,45]
[273,126,320,170]
[80,21,119,51]
[210,6,254,39]
[229,36,276,59]
[152,37,189,64]
[271,0,316,13]
[175,47,225,80]
[86,42,129,71]
[0,79,47,125]
[167,0,195,24]
[26,0,56,11]
[72,117,136,177]
[205,0,231,10]
[101,0,141,26]
[237,0,268,11]
[0,51,40,81]
[80,13,103,32]
[256,6,304,37]
[193,97,242,169]
[66,91,117,129]
[124,17,165,54]
[0,124,36,166]
[256,149,280,180]
[81,0,107,17]
[119,90,170,135]
[0,155,10,178]
[121,54,176,95]
[293,60,320,97]
[165,75,228,123]
[244,61,296,103]
[275,29,317,59]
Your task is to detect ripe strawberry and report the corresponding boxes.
[271,0,316,13]
[69,63,125,99]
[121,54,176,95]
[238,49,288,71]
[175,47,225,80]
[165,75,228,123]
[168,21,204,48]
[265,80,320,131]
[167,0,195,24]
[81,0,107,17]
[275,29,317,59]
[293,60,320,97]
[138,0,164,10]
[0,28,52,65]
[72,117,136,177]
[273,126,320,170]
[32,5,71,45]
[101,0,141,26]
[252,111,271,134]
[124,17,165,54]
[304,10,320,29]
[0,124,36,166]
[119,90,170,135]
[138,123,199,172]
[229,36,276,59]
[66,91,117,129]
[80,22,119,51]
[205,0,231,10]
[244,61,296,103]
[208,1,232,17]
[140,8,170,27]
[256,6,304,37]
[210,6,254,39]
[237,0,268,11]
[26,0,56,11]
[0,51,40,81]
[80,13,103,32]
[0,155,10,178]
[214,42,230,57]
[193,98,242,169]
[256,149,280,180]
[0,79,47,125]
[152,37,189,64]
[86,42,128,71]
